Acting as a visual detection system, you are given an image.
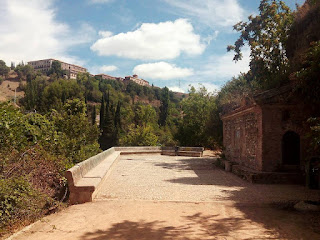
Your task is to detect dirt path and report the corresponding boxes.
[7,155,320,240]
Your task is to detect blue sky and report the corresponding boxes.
[0,0,304,93]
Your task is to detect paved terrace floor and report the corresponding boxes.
[8,154,320,240]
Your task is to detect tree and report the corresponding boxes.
[227,0,293,89]
[91,105,97,125]
[176,85,220,148]
[293,41,320,105]
[100,100,116,150]
[99,96,105,129]
[120,124,158,146]
[15,64,36,82]
[134,104,157,127]
[10,62,15,70]
[159,87,169,126]
[114,101,121,129]
[0,60,9,77]
[47,60,66,78]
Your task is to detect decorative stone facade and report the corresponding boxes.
[221,85,312,173]
[28,59,87,79]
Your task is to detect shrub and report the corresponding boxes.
[119,124,159,146]
[0,177,47,234]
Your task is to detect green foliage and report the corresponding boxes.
[120,124,158,146]
[100,97,116,150]
[114,101,121,129]
[99,95,105,128]
[293,41,320,104]
[0,60,9,77]
[23,75,48,110]
[134,104,157,127]
[176,86,221,148]
[218,74,251,105]
[41,79,84,112]
[0,177,46,232]
[77,73,102,102]
[159,87,169,126]
[307,117,320,155]
[0,102,30,154]
[0,100,100,166]
[47,60,66,78]
[48,99,100,164]
[228,0,293,89]
[15,64,36,82]
[91,105,97,125]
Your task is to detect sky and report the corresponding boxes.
[0,0,304,93]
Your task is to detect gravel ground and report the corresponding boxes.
[96,155,319,203]
[6,154,320,240]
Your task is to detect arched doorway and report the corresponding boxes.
[282,131,300,165]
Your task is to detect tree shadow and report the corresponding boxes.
[81,220,189,240]
[80,213,279,240]
[154,157,247,187]
[152,156,320,238]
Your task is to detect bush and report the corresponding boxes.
[119,124,159,146]
[0,177,47,234]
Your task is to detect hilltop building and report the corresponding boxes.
[28,59,87,79]
[95,74,124,82]
[124,74,150,87]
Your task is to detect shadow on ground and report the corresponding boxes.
[152,157,320,239]
[81,213,278,240]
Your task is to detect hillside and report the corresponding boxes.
[0,71,25,102]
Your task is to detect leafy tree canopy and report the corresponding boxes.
[228,0,293,89]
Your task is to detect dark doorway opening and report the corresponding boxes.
[282,131,300,165]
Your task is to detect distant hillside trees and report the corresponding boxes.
[15,64,36,82]
[47,60,66,78]
[0,60,9,78]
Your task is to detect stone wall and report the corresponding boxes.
[222,106,262,171]
[223,100,311,173]
[261,104,308,172]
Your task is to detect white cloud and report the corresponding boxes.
[133,62,194,80]
[200,82,220,93]
[163,0,244,28]
[91,19,206,60]
[203,31,219,45]
[0,0,94,66]
[198,47,250,83]
[88,0,114,4]
[100,65,118,72]
[168,86,185,93]
[98,31,113,38]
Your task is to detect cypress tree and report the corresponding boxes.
[159,87,169,126]
[115,101,121,129]
[91,105,96,125]
[99,95,105,129]
[100,100,116,149]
